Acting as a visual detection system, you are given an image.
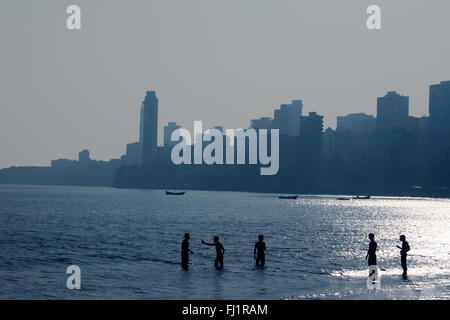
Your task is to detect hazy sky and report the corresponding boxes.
[1,0,450,168]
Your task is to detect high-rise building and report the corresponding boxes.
[376,91,409,133]
[139,103,144,143]
[273,100,303,136]
[427,81,450,185]
[336,113,376,164]
[300,112,324,140]
[297,112,324,182]
[429,81,450,138]
[78,149,91,163]
[164,122,181,147]
[322,127,336,161]
[140,91,158,165]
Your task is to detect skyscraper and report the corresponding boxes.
[429,81,450,138]
[300,112,324,141]
[376,91,409,133]
[273,100,303,136]
[140,91,158,165]
[78,149,91,164]
[427,81,450,186]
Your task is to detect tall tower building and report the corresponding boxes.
[376,91,409,133]
[273,100,303,136]
[140,91,158,165]
[78,149,91,164]
[429,81,450,138]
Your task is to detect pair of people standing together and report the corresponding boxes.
[181,233,267,270]
[366,233,411,276]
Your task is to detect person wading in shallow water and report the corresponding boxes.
[181,233,194,270]
[397,234,410,276]
[365,233,377,279]
[201,236,225,269]
[254,235,267,267]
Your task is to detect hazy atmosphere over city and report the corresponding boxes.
[1,1,450,305]
[1,0,450,168]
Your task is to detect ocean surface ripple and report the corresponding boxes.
[0,185,449,299]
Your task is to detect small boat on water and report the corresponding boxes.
[164,184,185,196]
[336,197,351,201]
[165,190,185,195]
[353,195,371,199]
[278,195,298,199]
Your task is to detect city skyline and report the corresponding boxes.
[1,80,446,169]
[2,1,450,169]
[1,73,449,195]
[2,1,450,305]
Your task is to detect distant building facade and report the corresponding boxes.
[429,80,450,139]
[140,91,159,165]
[337,113,375,133]
[78,149,91,164]
[377,91,409,134]
[273,100,303,136]
[51,159,77,168]
[164,122,181,147]
[124,142,142,165]
[251,117,272,130]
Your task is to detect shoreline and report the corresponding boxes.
[1,182,450,200]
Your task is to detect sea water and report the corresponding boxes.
[0,185,449,299]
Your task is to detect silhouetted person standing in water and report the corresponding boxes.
[254,235,266,267]
[202,236,225,269]
[181,233,194,270]
[397,235,410,276]
[365,233,377,279]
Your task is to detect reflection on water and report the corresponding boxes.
[0,185,449,299]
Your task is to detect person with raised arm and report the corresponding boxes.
[201,236,225,269]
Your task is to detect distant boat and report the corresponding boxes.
[336,197,351,201]
[165,190,185,196]
[278,195,298,199]
[353,195,371,199]
[164,184,185,196]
